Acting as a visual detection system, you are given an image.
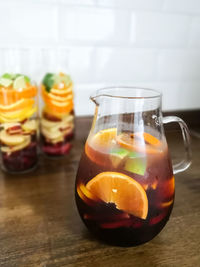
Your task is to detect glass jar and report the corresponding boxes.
[40,72,74,157]
[0,73,38,173]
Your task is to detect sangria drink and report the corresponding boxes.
[76,127,175,246]
[41,73,74,157]
[0,73,38,173]
[75,87,191,246]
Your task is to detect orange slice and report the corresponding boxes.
[88,128,117,151]
[45,101,73,114]
[42,88,73,114]
[48,93,73,102]
[160,176,175,199]
[0,98,34,112]
[51,86,73,96]
[42,86,73,102]
[86,172,148,219]
[77,183,100,204]
[0,106,37,123]
[116,132,162,154]
[85,128,117,165]
[0,85,37,105]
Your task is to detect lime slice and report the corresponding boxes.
[13,76,27,89]
[2,73,15,79]
[0,78,13,87]
[110,148,130,168]
[55,74,71,87]
[124,153,146,176]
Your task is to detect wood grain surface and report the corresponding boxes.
[0,117,199,267]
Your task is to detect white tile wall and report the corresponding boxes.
[93,48,157,83]
[164,0,200,15]
[157,50,200,82]
[97,0,164,11]
[0,0,200,115]
[59,7,130,45]
[0,2,58,46]
[189,17,200,47]
[131,12,191,47]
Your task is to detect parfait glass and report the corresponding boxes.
[40,48,74,157]
[0,74,39,173]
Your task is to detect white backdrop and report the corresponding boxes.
[0,0,200,115]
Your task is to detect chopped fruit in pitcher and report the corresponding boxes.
[124,152,146,176]
[76,126,175,246]
[117,132,162,154]
[0,73,38,173]
[41,72,74,157]
[86,172,148,219]
[109,148,129,168]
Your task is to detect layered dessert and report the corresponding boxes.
[41,72,74,156]
[0,73,38,173]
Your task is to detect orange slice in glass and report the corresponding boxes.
[86,172,148,219]
[116,132,162,154]
[51,86,73,96]
[45,101,73,114]
[0,99,34,112]
[0,85,37,105]
[85,128,117,165]
[91,128,117,148]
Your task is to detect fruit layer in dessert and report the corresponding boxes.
[0,73,38,173]
[41,72,74,156]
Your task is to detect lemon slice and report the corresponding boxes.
[13,76,27,89]
[0,78,12,87]
[0,106,37,123]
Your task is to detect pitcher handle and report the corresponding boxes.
[163,116,192,174]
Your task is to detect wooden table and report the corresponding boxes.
[0,118,199,267]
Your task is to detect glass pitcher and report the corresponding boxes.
[75,87,191,246]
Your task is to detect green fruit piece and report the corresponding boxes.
[55,73,71,87]
[23,75,30,83]
[2,73,15,79]
[13,76,27,89]
[13,74,21,79]
[0,78,13,87]
[14,74,30,83]
[42,73,55,92]
[110,148,130,168]
[124,153,146,176]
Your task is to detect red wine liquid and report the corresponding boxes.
[75,132,174,246]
